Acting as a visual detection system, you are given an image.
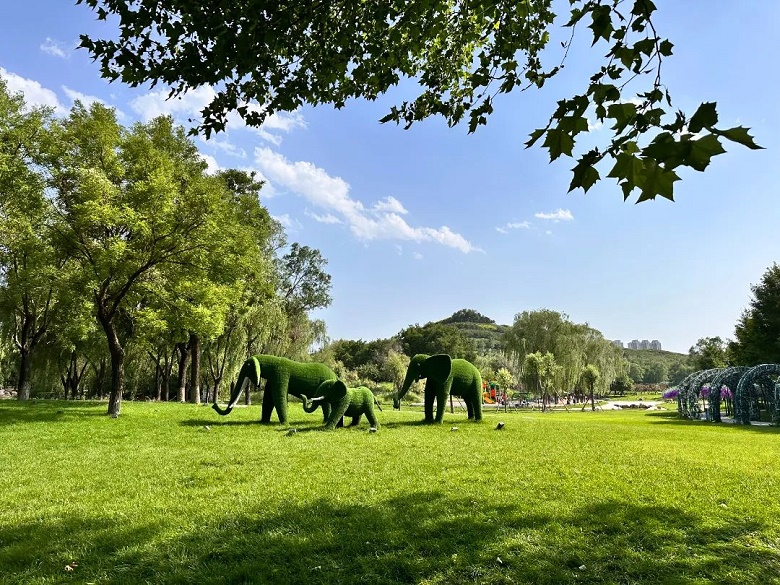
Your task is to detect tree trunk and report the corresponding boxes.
[16,348,31,401]
[97,306,125,417]
[188,332,201,404]
[176,342,189,402]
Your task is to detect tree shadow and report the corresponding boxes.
[0,400,106,425]
[1,493,776,584]
[645,411,780,434]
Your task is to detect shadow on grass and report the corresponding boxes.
[0,400,106,425]
[646,411,780,434]
[1,493,777,584]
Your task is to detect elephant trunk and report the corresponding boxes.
[395,371,416,408]
[212,370,253,416]
[301,394,324,413]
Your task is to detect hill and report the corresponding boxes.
[436,309,510,354]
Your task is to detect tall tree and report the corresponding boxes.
[399,322,477,362]
[0,80,60,400]
[49,104,233,416]
[688,336,728,371]
[580,364,600,411]
[278,243,332,316]
[729,264,780,365]
[77,0,761,201]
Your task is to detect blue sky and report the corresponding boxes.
[2,1,779,354]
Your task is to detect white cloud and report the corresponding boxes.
[413,252,424,260]
[496,220,530,233]
[200,154,220,175]
[62,86,127,120]
[131,87,305,144]
[535,209,574,222]
[372,196,407,214]
[587,118,602,131]
[0,67,66,113]
[273,214,303,231]
[198,135,247,159]
[306,210,341,224]
[253,147,479,253]
[40,38,70,59]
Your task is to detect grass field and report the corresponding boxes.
[1,400,780,584]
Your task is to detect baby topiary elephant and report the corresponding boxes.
[301,380,381,430]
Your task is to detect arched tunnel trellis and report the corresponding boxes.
[679,368,722,420]
[735,364,780,424]
[707,366,749,422]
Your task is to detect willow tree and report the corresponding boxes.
[49,103,236,416]
[77,0,760,201]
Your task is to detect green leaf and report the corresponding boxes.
[568,160,600,193]
[688,102,718,133]
[686,134,726,172]
[715,126,764,150]
[542,128,574,161]
[636,161,680,202]
[525,128,546,149]
[659,39,674,56]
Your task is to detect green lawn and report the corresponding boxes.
[1,400,779,584]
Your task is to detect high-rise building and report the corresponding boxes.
[611,340,624,348]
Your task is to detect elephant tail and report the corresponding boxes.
[212,403,232,416]
[374,395,383,412]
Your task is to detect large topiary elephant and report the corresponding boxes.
[212,355,337,425]
[300,380,381,430]
[393,353,483,423]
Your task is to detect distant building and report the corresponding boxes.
[626,339,662,350]
[611,340,624,348]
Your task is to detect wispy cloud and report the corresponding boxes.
[535,209,574,222]
[200,154,220,175]
[496,220,530,234]
[0,67,66,113]
[62,86,126,120]
[253,147,480,253]
[40,38,71,59]
[306,210,341,224]
[130,86,305,144]
[273,213,303,232]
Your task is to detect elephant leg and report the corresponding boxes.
[321,402,332,424]
[260,382,275,423]
[424,389,436,423]
[350,414,362,426]
[273,380,291,425]
[472,391,483,421]
[434,394,447,423]
[465,398,475,420]
[336,417,344,428]
[366,409,379,429]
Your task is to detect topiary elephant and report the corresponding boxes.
[393,353,483,423]
[212,355,337,425]
[300,380,381,430]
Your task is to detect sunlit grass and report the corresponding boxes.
[1,400,779,584]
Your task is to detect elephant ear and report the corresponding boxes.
[329,380,348,402]
[316,379,336,395]
[423,354,452,383]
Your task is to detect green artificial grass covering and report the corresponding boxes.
[397,354,483,423]
[214,355,336,424]
[301,380,380,430]
[2,401,780,583]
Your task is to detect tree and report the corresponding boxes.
[644,361,668,384]
[399,322,477,362]
[77,0,761,201]
[49,104,236,416]
[688,336,728,371]
[0,80,61,400]
[278,243,332,316]
[729,264,780,366]
[580,364,600,411]
[522,351,558,411]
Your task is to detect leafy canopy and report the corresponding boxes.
[76,0,761,202]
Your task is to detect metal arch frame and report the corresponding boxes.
[735,364,780,424]
[707,366,749,422]
[671,371,699,418]
[679,369,722,420]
